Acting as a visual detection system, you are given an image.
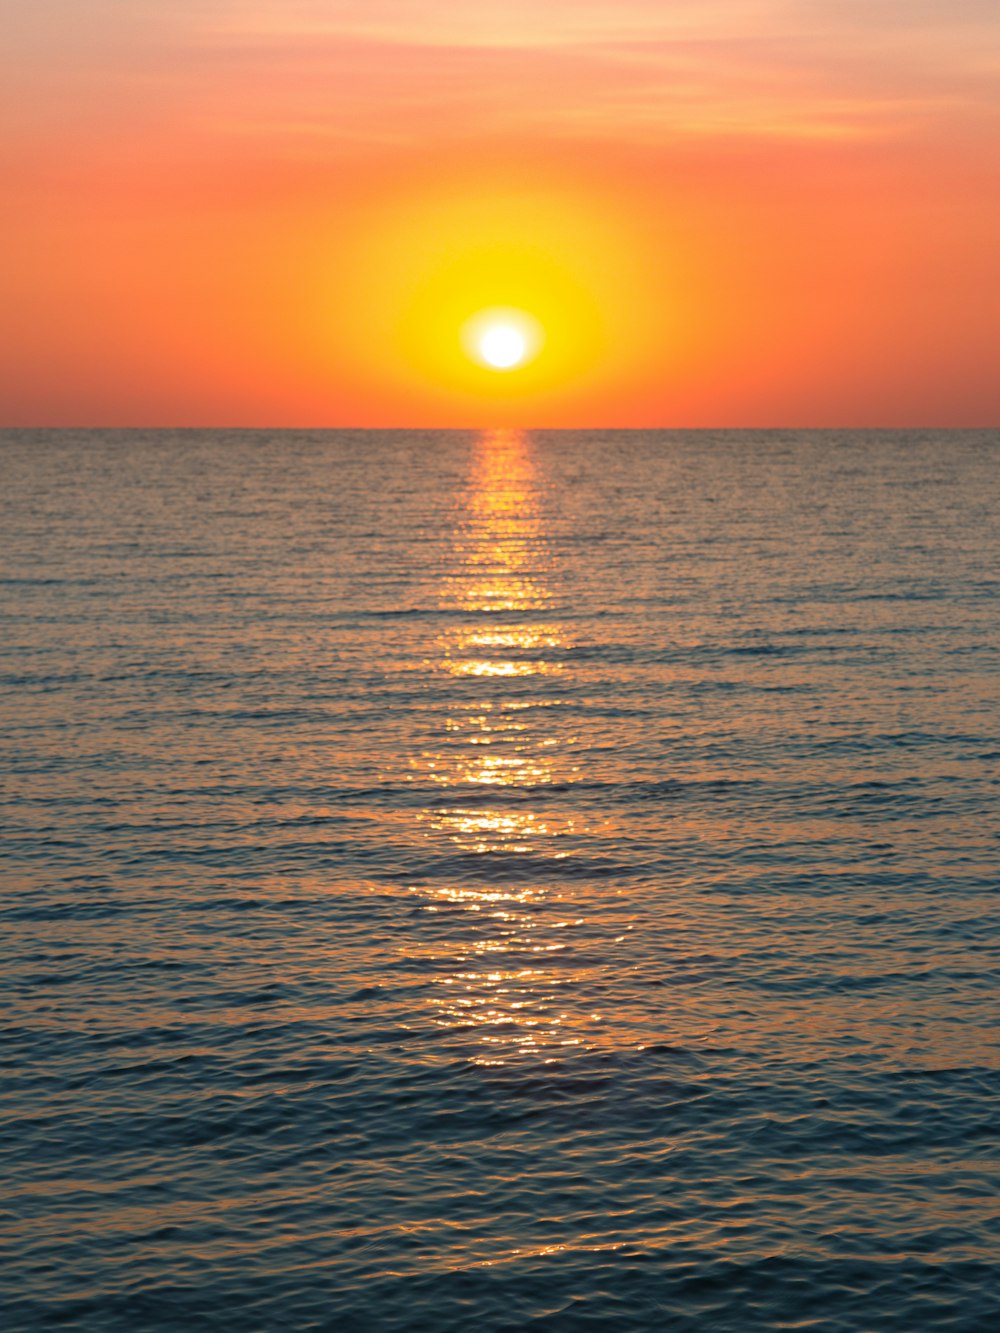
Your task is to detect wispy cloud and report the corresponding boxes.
[5,0,999,160]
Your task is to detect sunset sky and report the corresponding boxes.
[3,1,998,426]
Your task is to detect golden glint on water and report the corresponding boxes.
[408,430,597,1064]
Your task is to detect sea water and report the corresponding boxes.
[1,428,997,1330]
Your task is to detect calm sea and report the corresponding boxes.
[1,429,997,1331]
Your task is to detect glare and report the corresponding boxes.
[480,324,526,370]
[463,307,542,372]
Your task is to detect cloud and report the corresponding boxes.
[4,0,998,161]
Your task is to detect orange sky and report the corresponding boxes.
[2,1,998,426]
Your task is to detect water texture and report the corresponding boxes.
[1,429,997,1331]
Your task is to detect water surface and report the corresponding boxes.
[1,428,997,1330]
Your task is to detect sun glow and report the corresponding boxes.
[345,179,657,422]
[463,308,543,373]
[480,324,526,370]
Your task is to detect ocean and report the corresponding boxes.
[1,428,997,1330]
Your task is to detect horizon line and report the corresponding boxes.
[2,423,997,434]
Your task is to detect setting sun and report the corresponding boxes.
[480,325,525,371]
[463,308,543,374]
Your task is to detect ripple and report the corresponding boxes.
[1,428,997,1330]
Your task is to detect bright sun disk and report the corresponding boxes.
[463,308,542,373]
[480,324,526,370]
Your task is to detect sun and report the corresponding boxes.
[463,307,543,373]
[480,324,526,369]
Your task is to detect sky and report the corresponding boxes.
[2,0,998,426]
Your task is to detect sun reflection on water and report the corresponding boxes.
[406,429,600,1064]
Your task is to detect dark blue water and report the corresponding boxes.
[1,429,997,1330]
